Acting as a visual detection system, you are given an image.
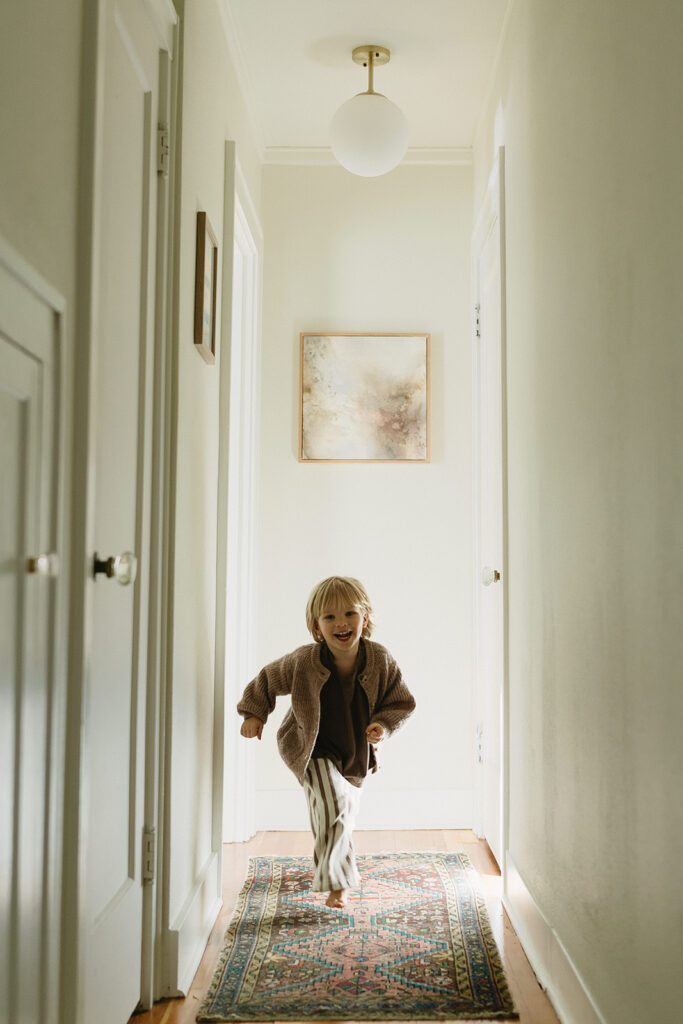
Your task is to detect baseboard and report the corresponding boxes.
[164,850,222,996]
[255,788,473,831]
[504,853,607,1024]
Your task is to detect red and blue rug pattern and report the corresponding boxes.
[197,852,518,1021]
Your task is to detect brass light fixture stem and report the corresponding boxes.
[351,45,391,96]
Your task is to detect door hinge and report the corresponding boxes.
[142,826,156,883]
[474,304,481,338]
[476,723,484,764]
[157,124,170,178]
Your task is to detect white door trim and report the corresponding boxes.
[220,152,263,843]
[61,3,106,1017]
[140,30,180,1009]
[471,146,510,875]
[214,140,237,853]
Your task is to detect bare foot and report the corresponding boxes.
[325,889,348,908]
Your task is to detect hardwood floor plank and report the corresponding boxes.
[130,831,559,1024]
[356,830,398,853]
[259,830,312,856]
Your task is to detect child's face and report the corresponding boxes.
[316,601,367,658]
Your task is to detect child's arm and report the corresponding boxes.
[371,659,416,737]
[237,653,294,735]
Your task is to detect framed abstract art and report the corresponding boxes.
[299,332,430,463]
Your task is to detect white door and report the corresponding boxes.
[473,148,507,870]
[80,2,170,1019]
[0,248,66,1024]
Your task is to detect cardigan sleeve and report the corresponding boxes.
[237,653,294,724]
[370,658,416,736]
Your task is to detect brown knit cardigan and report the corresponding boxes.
[237,640,416,786]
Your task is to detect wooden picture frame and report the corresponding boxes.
[299,332,431,463]
[194,211,218,364]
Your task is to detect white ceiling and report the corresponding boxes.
[220,0,510,157]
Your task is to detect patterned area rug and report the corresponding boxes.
[198,852,518,1021]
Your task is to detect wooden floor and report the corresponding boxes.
[131,831,560,1024]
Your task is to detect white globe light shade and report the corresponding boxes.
[330,92,409,177]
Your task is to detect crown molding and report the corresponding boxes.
[263,146,473,167]
[402,147,473,166]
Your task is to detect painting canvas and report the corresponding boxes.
[300,333,430,462]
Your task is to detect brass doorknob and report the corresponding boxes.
[93,551,138,585]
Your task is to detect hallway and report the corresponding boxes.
[130,832,559,1024]
[2,1,681,1023]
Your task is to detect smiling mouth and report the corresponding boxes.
[334,631,353,642]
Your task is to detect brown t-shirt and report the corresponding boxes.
[311,642,370,785]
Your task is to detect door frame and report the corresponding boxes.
[142,22,180,1010]
[217,148,263,843]
[62,1,178,1019]
[471,146,510,876]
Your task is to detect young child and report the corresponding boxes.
[238,576,416,908]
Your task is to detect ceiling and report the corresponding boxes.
[220,0,510,158]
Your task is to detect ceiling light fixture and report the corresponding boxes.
[330,45,409,177]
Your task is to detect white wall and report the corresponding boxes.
[254,163,475,830]
[166,0,262,990]
[475,1,683,1021]
[0,1,81,308]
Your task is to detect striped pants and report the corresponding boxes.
[303,758,361,892]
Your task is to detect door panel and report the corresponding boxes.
[0,257,62,1024]
[83,0,160,1019]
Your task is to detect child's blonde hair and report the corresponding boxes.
[305,576,375,642]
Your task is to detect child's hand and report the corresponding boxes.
[241,716,263,740]
[366,723,385,744]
